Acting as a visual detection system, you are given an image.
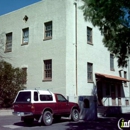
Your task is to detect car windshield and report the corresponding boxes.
[15,91,31,103]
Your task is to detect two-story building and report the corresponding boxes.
[0,0,130,113]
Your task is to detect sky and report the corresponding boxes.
[0,0,41,16]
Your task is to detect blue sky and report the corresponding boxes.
[0,0,41,16]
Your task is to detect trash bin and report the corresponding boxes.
[78,96,97,121]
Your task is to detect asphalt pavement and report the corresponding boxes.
[1,109,130,130]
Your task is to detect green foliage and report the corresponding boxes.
[81,0,130,67]
[0,60,26,108]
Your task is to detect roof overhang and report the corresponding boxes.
[95,73,129,82]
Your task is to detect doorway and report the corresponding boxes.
[111,84,116,105]
[117,85,122,105]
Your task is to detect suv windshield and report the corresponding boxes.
[15,91,31,103]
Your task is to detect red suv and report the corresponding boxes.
[12,90,80,125]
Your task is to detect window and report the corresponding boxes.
[15,92,31,103]
[44,21,52,40]
[124,71,127,79]
[124,71,127,86]
[5,33,12,52]
[57,94,67,102]
[44,60,52,80]
[22,28,29,45]
[87,62,93,82]
[87,27,92,44]
[34,92,38,101]
[40,95,53,101]
[22,67,27,84]
[110,54,114,71]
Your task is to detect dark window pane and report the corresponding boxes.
[15,92,31,103]
[34,92,38,101]
[40,95,53,101]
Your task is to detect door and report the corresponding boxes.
[56,94,70,114]
[111,85,116,105]
[97,81,103,106]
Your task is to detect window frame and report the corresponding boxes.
[87,62,93,82]
[34,92,38,101]
[124,71,127,86]
[5,32,12,52]
[44,21,52,40]
[22,28,29,45]
[40,94,53,101]
[15,91,31,103]
[57,94,67,102]
[87,27,93,45]
[110,54,115,71]
[43,59,52,81]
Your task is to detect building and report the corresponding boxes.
[0,0,130,110]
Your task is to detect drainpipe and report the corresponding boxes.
[74,2,78,96]
[128,57,130,99]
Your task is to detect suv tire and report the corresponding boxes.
[71,108,79,122]
[42,111,53,126]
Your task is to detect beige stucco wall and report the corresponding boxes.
[0,0,129,103]
[65,0,129,102]
[0,0,67,95]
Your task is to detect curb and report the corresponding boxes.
[0,109,13,116]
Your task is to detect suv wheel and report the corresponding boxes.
[42,111,53,126]
[71,109,79,122]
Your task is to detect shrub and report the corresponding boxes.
[0,60,26,108]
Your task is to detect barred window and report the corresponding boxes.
[44,60,52,80]
[44,21,52,39]
[5,32,12,52]
[110,54,114,71]
[124,71,127,86]
[87,27,92,44]
[87,62,93,82]
[22,28,29,45]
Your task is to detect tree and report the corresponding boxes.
[0,61,26,108]
[81,0,130,67]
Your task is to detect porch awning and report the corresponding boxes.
[95,73,129,82]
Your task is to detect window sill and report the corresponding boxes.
[21,42,28,46]
[87,42,93,45]
[110,69,115,71]
[88,80,94,83]
[42,79,52,82]
[4,50,12,53]
[43,37,52,41]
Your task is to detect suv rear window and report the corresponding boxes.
[40,95,53,101]
[15,92,31,103]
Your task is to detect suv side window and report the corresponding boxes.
[34,92,38,101]
[40,95,53,101]
[57,94,67,102]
